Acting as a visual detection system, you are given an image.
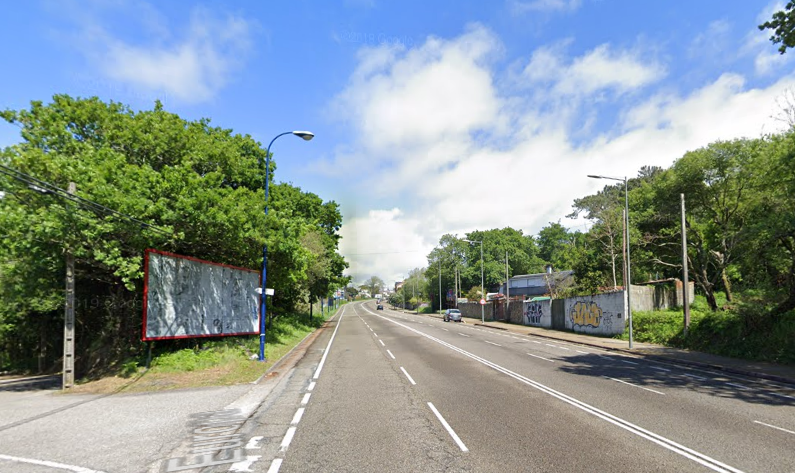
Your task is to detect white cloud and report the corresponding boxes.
[330,24,503,159]
[338,208,431,284]
[744,1,791,75]
[509,0,582,14]
[324,25,794,283]
[64,2,255,103]
[524,43,665,96]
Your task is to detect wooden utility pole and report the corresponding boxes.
[681,193,691,334]
[63,182,76,389]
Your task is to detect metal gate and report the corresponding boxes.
[551,299,565,330]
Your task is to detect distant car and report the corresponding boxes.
[443,309,462,322]
[377,304,384,310]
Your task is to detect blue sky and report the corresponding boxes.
[1,0,792,284]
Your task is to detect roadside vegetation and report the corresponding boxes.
[624,295,795,364]
[0,96,349,378]
[69,305,339,393]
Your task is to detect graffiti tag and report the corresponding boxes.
[524,302,543,326]
[569,301,603,328]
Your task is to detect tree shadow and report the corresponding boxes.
[556,353,795,407]
[0,375,61,392]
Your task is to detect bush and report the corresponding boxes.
[626,295,795,364]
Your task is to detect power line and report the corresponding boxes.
[0,164,171,235]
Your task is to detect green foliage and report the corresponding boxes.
[0,95,347,374]
[627,295,795,364]
[759,1,795,54]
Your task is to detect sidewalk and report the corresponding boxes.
[419,311,795,386]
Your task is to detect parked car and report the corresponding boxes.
[377,304,384,310]
[443,309,462,322]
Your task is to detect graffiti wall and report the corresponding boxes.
[564,292,625,336]
[522,299,551,327]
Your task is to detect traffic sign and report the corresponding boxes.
[479,298,486,305]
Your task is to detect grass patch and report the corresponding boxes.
[69,306,341,394]
[618,295,795,365]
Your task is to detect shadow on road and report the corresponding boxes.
[556,353,795,407]
[0,375,61,392]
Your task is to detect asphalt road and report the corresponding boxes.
[1,300,792,472]
[265,301,794,472]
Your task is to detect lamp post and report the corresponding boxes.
[463,239,484,324]
[587,174,633,349]
[259,130,314,362]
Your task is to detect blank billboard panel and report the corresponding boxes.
[142,249,259,341]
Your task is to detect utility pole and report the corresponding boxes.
[681,193,690,334]
[505,251,510,318]
[63,182,76,389]
[438,259,442,313]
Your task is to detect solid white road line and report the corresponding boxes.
[0,455,107,473]
[266,458,283,473]
[427,402,469,452]
[527,353,555,362]
[386,349,396,359]
[683,373,708,381]
[291,407,305,425]
[400,366,417,385]
[301,393,311,405]
[753,420,795,435]
[279,426,297,451]
[313,305,345,380]
[606,377,665,395]
[366,307,744,473]
[725,382,750,390]
[484,340,502,347]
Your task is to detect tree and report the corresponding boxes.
[362,276,384,298]
[634,140,760,310]
[0,95,348,373]
[537,222,583,272]
[569,186,625,288]
[745,131,795,317]
[759,1,795,54]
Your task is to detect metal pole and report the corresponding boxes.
[681,193,690,334]
[438,259,442,313]
[63,182,76,389]
[625,177,633,349]
[259,132,291,362]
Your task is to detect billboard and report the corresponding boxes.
[142,249,260,341]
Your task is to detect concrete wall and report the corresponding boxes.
[458,302,494,321]
[522,299,552,328]
[507,301,525,324]
[563,292,626,336]
[630,280,695,312]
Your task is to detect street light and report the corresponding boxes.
[259,130,314,362]
[463,239,484,324]
[587,174,633,349]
